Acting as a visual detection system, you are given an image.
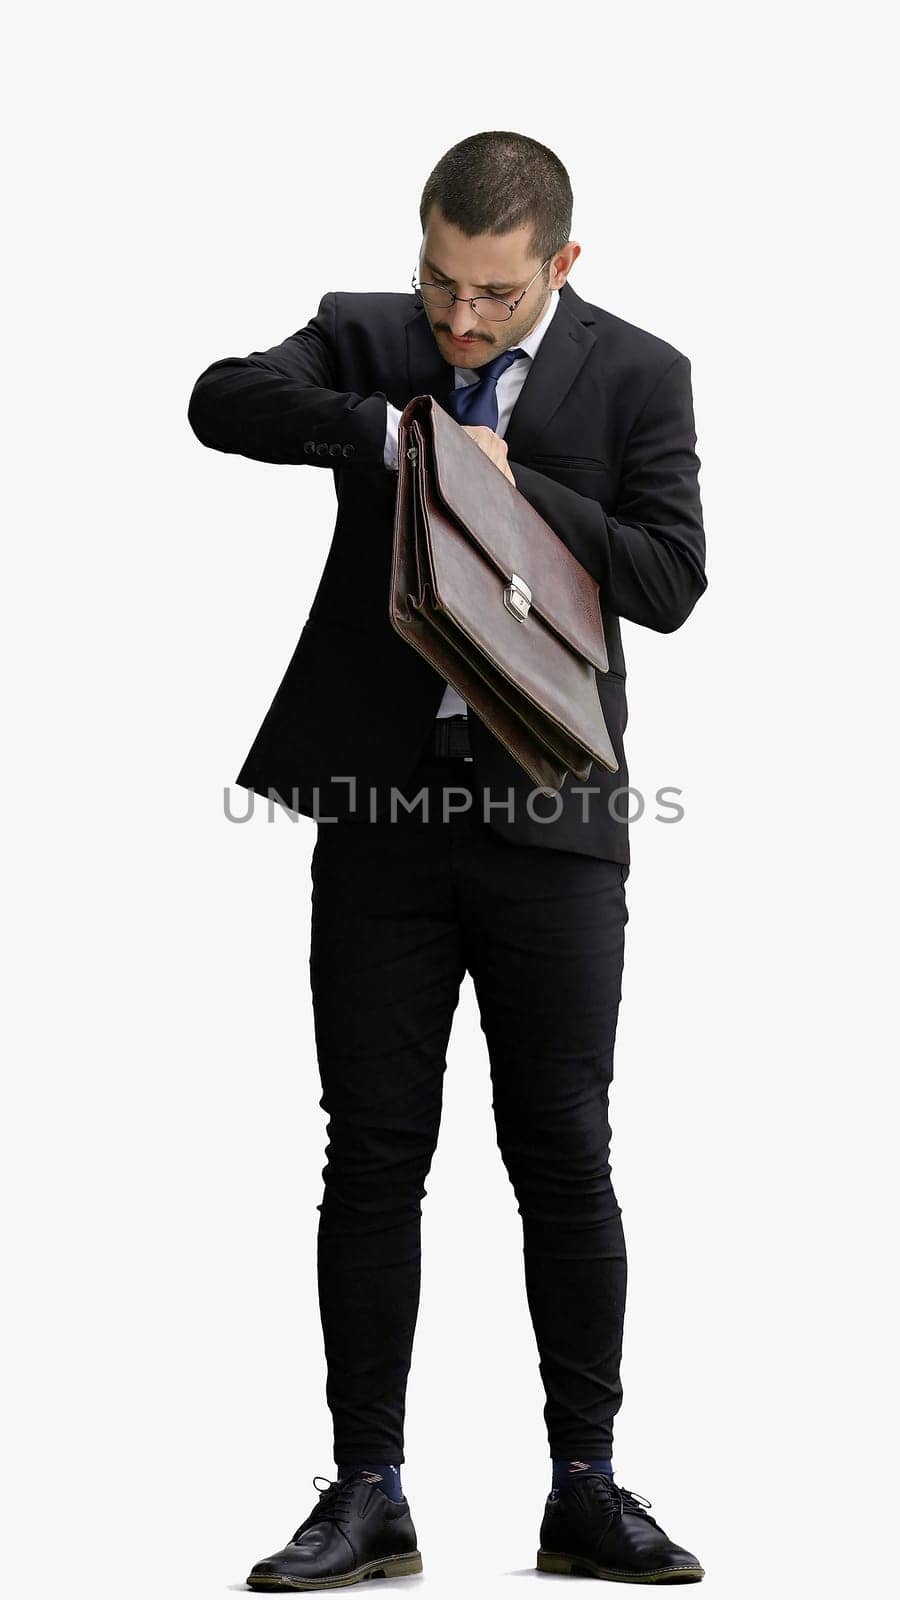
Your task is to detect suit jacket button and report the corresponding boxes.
[342,443,355,457]
[329,441,342,456]
[316,442,329,456]
[303,440,315,455]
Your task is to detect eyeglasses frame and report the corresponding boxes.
[410,255,556,322]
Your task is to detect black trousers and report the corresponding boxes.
[308,731,629,1464]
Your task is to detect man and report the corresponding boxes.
[188,130,707,1588]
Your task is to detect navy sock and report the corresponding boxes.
[336,1461,404,1503]
[552,1457,614,1494]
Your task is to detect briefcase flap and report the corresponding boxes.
[401,395,610,675]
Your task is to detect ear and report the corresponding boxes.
[551,241,581,290]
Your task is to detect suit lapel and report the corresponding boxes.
[503,281,597,460]
[404,298,455,409]
[402,279,596,456]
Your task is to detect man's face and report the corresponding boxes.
[417,205,578,368]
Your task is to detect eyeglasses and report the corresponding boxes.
[411,256,554,322]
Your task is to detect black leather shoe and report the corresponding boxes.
[537,1472,704,1583]
[246,1469,423,1590]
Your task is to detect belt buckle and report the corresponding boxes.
[435,715,472,760]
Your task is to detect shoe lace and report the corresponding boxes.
[583,1474,659,1526]
[290,1472,371,1542]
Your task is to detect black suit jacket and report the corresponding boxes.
[187,280,707,863]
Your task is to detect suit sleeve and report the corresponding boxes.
[187,291,389,467]
[508,353,707,634]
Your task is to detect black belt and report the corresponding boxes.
[432,714,473,759]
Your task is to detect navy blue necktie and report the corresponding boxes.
[444,346,528,431]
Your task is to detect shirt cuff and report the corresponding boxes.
[384,402,403,472]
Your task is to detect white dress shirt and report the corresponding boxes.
[383,290,560,718]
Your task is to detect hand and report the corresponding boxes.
[461,424,516,486]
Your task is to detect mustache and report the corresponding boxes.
[434,326,491,342]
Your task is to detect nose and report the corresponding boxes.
[446,296,481,337]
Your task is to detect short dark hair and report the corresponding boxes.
[419,131,573,270]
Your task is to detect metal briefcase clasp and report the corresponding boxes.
[503,572,532,621]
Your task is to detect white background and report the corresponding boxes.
[3,3,897,1595]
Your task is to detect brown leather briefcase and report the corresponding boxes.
[389,393,619,792]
